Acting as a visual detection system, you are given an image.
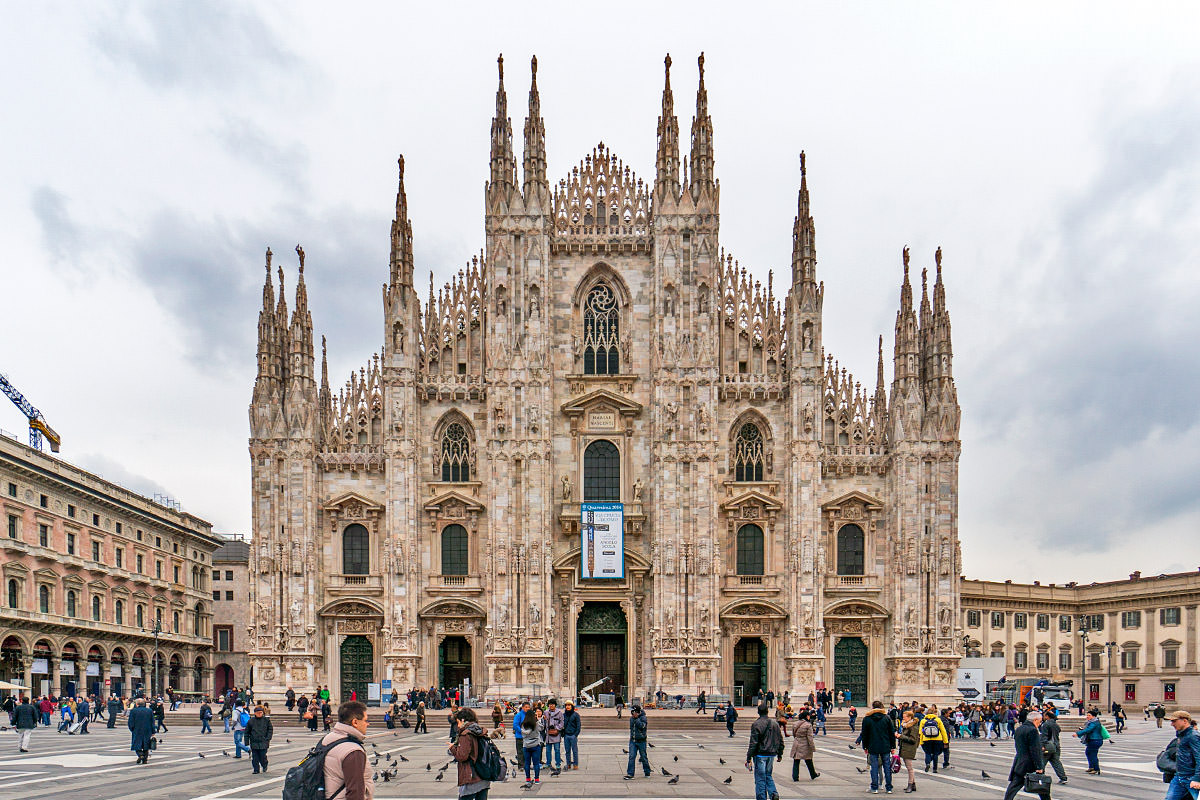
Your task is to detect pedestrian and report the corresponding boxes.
[1164,710,1200,800]
[521,704,546,785]
[1,693,14,726]
[285,687,295,712]
[860,700,896,794]
[848,705,858,733]
[76,696,90,734]
[449,708,493,800]
[815,702,827,735]
[305,699,319,732]
[544,698,565,771]
[319,701,374,800]
[38,695,53,727]
[1074,710,1105,775]
[726,702,740,738]
[623,705,651,780]
[297,693,309,723]
[448,704,460,743]
[790,708,820,781]
[919,705,948,775]
[1156,704,1168,728]
[512,701,529,761]
[746,702,785,800]
[1039,709,1067,785]
[221,696,233,733]
[200,698,213,734]
[153,697,168,732]
[107,694,122,729]
[13,696,37,753]
[1002,710,1048,800]
[245,705,274,774]
[491,701,504,732]
[321,699,333,731]
[416,700,428,734]
[562,700,581,770]
[1114,705,1126,734]
[128,698,156,765]
[896,708,920,793]
[697,690,707,715]
[232,701,253,759]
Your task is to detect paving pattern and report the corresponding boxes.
[0,714,1178,799]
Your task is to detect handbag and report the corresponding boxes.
[891,755,902,773]
[149,737,158,750]
[1023,772,1051,794]
[1099,724,1111,740]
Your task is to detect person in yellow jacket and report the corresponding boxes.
[918,705,949,774]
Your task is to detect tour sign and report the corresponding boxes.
[581,502,624,579]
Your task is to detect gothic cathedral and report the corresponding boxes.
[247,54,964,705]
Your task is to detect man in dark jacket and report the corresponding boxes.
[13,697,37,753]
[76,697,90,734]
[860,700,896,794]
[746,703,784,800]
[1166,710,1200,800]
[1039,710,1067,784]
[562,701,581,770]
[726,703,739,737]
[127,698,156,764]
[1003,710,1047,800]
[106,695,122,728]
[245,705,274,774]
[623,706,651,779]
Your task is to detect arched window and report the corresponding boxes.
[440,422,471,482]
[441,524,469,576]
[837,524,865,576]
[173,610,180,633]
[39,585,50,613]
[115,599,124,625]
[733,423,765,482]
[193,603,203,636]
[7,579,18,609]
[67,590,77,617]
[736,524,765,575]
[136,604,145,629]
[155,607,163,628]
[343,524,369,575]
[583,439,620,501]
[582,282,620,375]
[92,595,102,621]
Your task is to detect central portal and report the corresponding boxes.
[576,601,627,699]
[833,636,868,707]
[733,637,767,704]
[439,636,472,691]
[340,635,373,702]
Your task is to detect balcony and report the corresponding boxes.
[722,574,782,595]
[825,574,882,593]
[427,575,483,596]
[326,574,383,597]
[557,502,646,536]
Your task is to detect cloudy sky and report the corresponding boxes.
[2,2,1197,583]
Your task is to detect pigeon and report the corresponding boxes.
[397,753,409,762]
[426,763,432,771]
[198,753,206,758]
[371,757,379,766]
[383,772,391,782]
[662,767,672,776]
[668,775,680,784]
[222,750,230,757]
[522,782,534,790]
[719,758,726,765]
[856,767,867,774]
[673,755,679,762]
[989,742,995,747]
[847,744,856,750]
[370,743,378,750]
[723,775,733,784]
[373,772,379,781]
[981,770,991,780]
[697,744,704,749]
[649,743,656,748]
[286,738,291,743]
[551,768,561,777]
[435,773,444,781]
[393,732,398,736]
[622,748,629,754]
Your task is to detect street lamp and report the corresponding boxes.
[142,621,161,696]
[1104,642,1118,712]
[1077,616,1091,712]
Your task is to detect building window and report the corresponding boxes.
[991,612,1005,629]
[39,494,47,508]
[6,482,14,497]
[1059,652,1072,670]
[136,554,143,573]
[172,611,180,633]
[1036,614,1049,631]
[1163,648,1178,669]
[1014,613,1027,630]
[224,570,232,581]
[38,524,48,547]
[1124,683,1137,702]
[732,423,765,482]
[1036,652,1049,670]
[67,504,75,518]
[7,579,18,609]
[1120,610,1141,629]
[193,603,203,636]
[215,627,232,652]
[155,561,162,579]
[39,585,50,613]
[1083,614,1104,632]
[115,600,124,625]
[136,605,144,628]
[836,524,865,576]
[967,610,981,628]
[1120,649,1138,670]
[155,607,162,628]
[1089,652,1102,671]
[115,522,122,534]
[439,422,472,482]
[92,512,100,526]
[1164,682,1176,702]
[172,542,178,554]
[155,536,161,548]
[115,548,123,568]
[736,524,765,575]
[342,524,370,575]
[212,570,220,581]
[441,524,469,575]
[66,590,77,617]
[1014,651,1028,669]
[136,529,142,541]
[225,590,233,601]
[173,565,180,583]
[990,649,1003,659]
[1059,615,1072,632]
[1160,607,1181,626]
[582,282,620,375]
[212,591,221,601]
[92,541,101,562]
[66,532,76,555]
[583,439,620,502]
[92,595,101,621]
[6,515,16,539]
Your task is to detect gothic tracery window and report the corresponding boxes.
[733,423,765,482]
[583,282,620,375]
[440,422,471,482]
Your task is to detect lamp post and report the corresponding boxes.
[143,621,161,696]
[1104,641,1117,712]
[1078,616,1091,712]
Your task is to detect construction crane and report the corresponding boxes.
[0,373,61,453]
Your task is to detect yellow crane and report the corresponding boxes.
[0,373,61,452]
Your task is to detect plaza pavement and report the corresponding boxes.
[0,710,1178,800]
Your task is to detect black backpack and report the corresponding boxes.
[921,717,941,739]
[282,736,362,800]
[470,732,508,782]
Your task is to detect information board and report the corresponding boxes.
[580,502,624,579]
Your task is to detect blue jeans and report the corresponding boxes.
[626,740,650,776]
[41,712,50,726]
[201,719,211,734]
[1084,739,1101,771]
[233,729,251,757]
[1164,774,1199,800]
[563,734,578,766]
[868,752,893,791]
[223,716,231,733]
[523,745,542,780]
[546,740,561,768]
[753,755,778,800]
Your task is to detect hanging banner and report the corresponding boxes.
[86,662,100,676]
[580,502,624,579]
[31,658,48,674]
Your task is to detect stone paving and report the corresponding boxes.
[0,713,1177,800]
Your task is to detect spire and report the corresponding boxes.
[320,335,330,398]
[875,334,886,399]
[487,53,516,211]
[522,55,549,210]
[931,246,954,381]
[389,155,414,290]
[689,52,715,200]
[893,246,920,389]
[791,151,817,287]
[289,245,314,383]
[654,53,680,204]
[292,244,309,322]
[254,247,278,390]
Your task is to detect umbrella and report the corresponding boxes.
[0,680,27,691]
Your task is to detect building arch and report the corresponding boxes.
[417,598,488,619]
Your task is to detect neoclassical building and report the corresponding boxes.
[246,54,964,704]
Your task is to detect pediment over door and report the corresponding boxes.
[719,488,783,523]
[560,389,642,435]
[323,492,384,518]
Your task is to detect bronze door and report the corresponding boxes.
[340,635,373,702]
[833,636,868,707]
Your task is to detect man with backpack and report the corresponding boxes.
[449,707,504,800]
[624,705,651,780]
[726,702,739,737]
[231,701,253,759]
[283,700,374,800]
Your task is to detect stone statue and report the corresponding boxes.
[696,404,709,433]
[276,626,289,651]
[666,401,679,418]
[529,292,540,318]
[633,478,644,501]
[291,541,302,575]
[395,604,404,632]
[290,599,304,631]
[561,474,572,501]
[531,604,541,627]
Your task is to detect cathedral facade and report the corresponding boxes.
[246,54,964,705]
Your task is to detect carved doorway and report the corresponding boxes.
[834,637,868,707]
[577,601,627,699]
[340,635,373,702]
[439,636,472,691]
[733,637,767,705]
